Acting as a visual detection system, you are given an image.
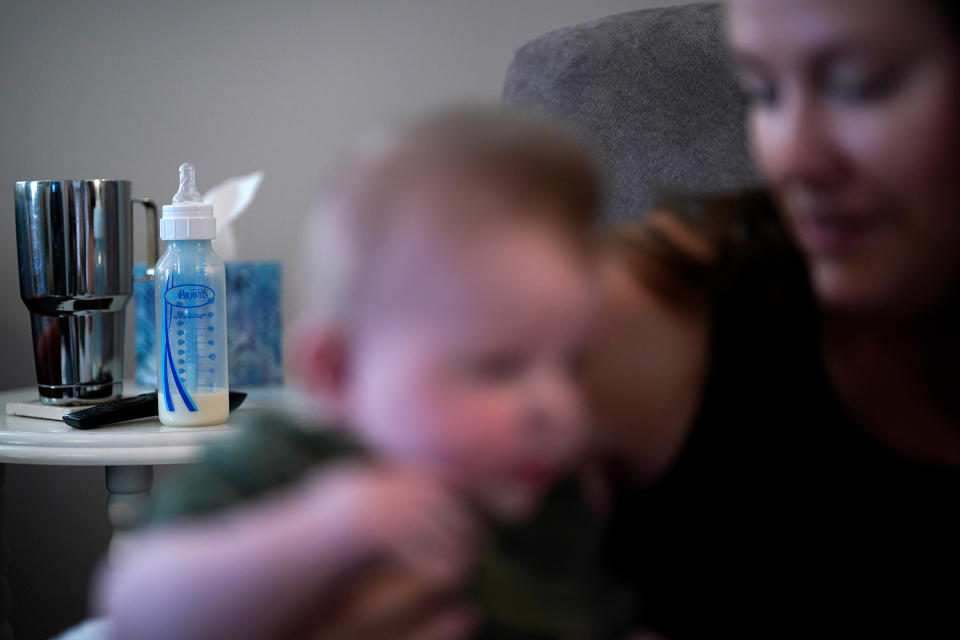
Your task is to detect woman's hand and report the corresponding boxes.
[305,463,482,586]
[101,463,482,640]
[278,464,485,640]
[302,564,478,640]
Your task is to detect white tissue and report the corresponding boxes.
[203,171,264,260]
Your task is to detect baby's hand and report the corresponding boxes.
[303,463,483,587]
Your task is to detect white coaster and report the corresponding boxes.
[5,399,101,422]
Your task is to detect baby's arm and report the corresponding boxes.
[98,464,479,640]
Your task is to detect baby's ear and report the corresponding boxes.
[287,321,352,419]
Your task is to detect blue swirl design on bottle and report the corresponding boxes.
[162,275,198,413]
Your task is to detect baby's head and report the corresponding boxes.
[293,106,602,521]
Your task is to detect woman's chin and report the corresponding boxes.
[811,261,922,319]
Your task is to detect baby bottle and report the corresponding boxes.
[155,163,229,426]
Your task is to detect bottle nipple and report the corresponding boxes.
[172,162,203,205]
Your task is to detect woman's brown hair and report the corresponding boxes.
[604,190,801,309]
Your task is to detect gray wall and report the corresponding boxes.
[0,1,691,637]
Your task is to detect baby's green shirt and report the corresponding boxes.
[150,409,635,640]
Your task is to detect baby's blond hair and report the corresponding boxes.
[300,105,603,326]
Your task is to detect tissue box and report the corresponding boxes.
[134,261,283,386]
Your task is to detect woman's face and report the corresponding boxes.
[728,0,960,316]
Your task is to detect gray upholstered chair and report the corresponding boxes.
[503,1,760,222]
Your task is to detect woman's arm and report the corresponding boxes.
[97,464,479,640]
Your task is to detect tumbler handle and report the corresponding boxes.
[132,198,160,281]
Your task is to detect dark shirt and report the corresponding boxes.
[604,195,960,637]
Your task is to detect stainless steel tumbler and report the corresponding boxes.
[15,180,159,405]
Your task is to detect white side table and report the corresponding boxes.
[0,385,293,640]
[0,385,289,534]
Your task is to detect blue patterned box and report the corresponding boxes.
[135,262,283,387]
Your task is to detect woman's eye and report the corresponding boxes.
[824,70,897,104]
[738,75,778,108]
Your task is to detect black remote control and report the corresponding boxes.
[63,391,247,429]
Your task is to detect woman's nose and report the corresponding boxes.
[753,92,849,192]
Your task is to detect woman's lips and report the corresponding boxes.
[795,210,881,256]
[512,462,560,489]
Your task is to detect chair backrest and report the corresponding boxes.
[503,2,759,222]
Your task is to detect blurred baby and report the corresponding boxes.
[98,105,636,639]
